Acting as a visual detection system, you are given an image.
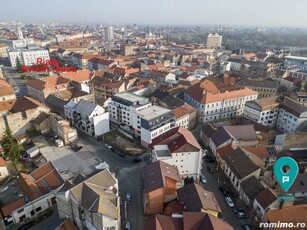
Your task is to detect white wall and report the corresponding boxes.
[93,112,110,137]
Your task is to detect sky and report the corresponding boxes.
[1,0,307,28]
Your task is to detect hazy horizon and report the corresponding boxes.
[1,0,307,28]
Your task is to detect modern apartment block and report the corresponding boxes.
[184,80,258,123]
[64,99,109,137]
[108,92,151,126]
[204,33,222,48]
[133,105,176,147]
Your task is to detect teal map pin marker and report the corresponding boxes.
[274,157,299,192]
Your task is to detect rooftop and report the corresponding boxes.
[136,105,171,120]
[114,92,147,103]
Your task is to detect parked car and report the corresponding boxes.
[117,151,125,158]
[105,143,113,149]
[133,157,142,162]
[233,207,243,214]
[219,186,228,196]
[236,211,246,218]
[240,222,251,230]
[125,220,131,230]
[225,196,234,207]
[204,156,215,163]
[200,174,206,183]
[74,145,83,152]
[126,192,131,204]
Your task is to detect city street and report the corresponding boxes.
[201,162,242,229]
[77,131,147,230]
[2,66,28,97]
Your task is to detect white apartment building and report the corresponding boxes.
[244,96,307,133]
[8,46,50,67]
[64,99,109,137]
[108,92,151,126]
[204,33,222,48]
[132,105,176,147]
[276,97,307,133]
[184,80,258,123]
[244,96,280,127]
[104,26,114,42]
[151,127,202,181]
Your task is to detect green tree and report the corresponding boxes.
[304,83,307,92]
[184,176,195,186]
[15,57,22,72]
[1,128,21,161]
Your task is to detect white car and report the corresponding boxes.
[105,143,113,149]
[225,196,234,207]
[200,174,206,183]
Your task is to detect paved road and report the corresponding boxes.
[78,131,148,230]
[30,205,64,230]
[201,162,242,229]
[2,66,28,97]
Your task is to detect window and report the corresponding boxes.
[36,207,42,212]
[17,208,24,214]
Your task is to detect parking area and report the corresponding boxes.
[32,136,100,179]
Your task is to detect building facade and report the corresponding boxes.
[64,99,109,137]
[184,80,258,123]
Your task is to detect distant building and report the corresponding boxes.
[204,33,222,48]
[64,99,109,137]
[8,46,50,67]
[104,26,114,42]
[236,79,279,98]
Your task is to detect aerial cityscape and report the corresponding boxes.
[1,1,307,230]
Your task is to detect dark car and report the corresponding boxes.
[219,186,228,196]
[17,221,34,230]
[205,156,215,163]
[133,158,142,162]
[74,146,83,152]
[117,151,125,157]
[233,207,244,214]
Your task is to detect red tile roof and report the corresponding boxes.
[16,162,64,201]
[1,198,26,217]
[27,75,70,91]
[150,127,201,153]
[61,69,94,82]
[185,80,258,104]
[0,157,7,167]
[266,204,307,223]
